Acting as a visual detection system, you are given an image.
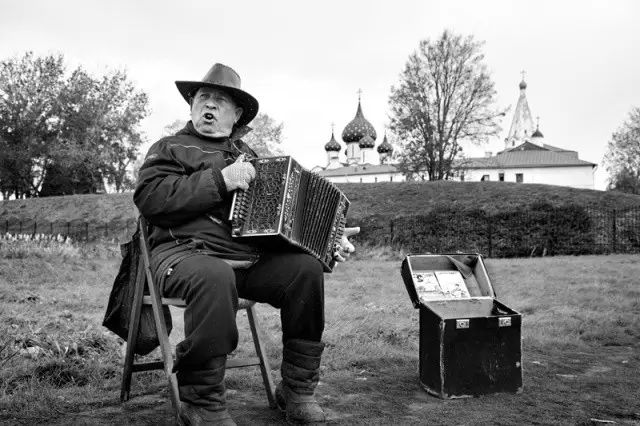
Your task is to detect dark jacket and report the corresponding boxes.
[133,121,261,278]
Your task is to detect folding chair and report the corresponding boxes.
[120,217,277,417]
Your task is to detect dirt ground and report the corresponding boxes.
[44,343,640,426]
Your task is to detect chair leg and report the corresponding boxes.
[146,279,181,417]
[120,261,147,402]
[246,304,277,409]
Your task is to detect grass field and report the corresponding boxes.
[0,240,639,425]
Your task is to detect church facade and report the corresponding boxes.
[314,78,597,189]
[311,96,405,183]
[455,78,597,189]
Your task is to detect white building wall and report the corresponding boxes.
[360,148,378,165]
[461,166,595,189]
[325,152,343,169]
[325,172,406,183]
[345,143,361,165]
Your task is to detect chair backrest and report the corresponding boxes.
[138,217,153,280]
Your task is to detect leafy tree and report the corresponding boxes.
[0,53,66,198]
[159,112,284,157]
[604,107,640,194]
[243,113,285,157]
[388,30,506,181]
[162,119,187,137]
[0,52,149,197]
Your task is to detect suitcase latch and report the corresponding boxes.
[499,317,512,327]
[456,319,470,329]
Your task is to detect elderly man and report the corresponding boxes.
[134,63,357,425]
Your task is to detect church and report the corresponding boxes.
[311,94,405,183]
[313,78,597,189]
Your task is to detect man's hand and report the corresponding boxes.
[334,227,360,263]
[221,156,256,191]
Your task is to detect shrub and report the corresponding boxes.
[350,203,602,258]
[0,233,80,259]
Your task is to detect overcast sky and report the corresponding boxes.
[2,0,639,190]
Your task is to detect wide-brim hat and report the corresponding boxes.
[175,63,259,127]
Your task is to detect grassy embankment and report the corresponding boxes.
[0,238,638,425]
[1,181,639,227]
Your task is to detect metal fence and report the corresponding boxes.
[1,206,639,257]
[354,206,640,257]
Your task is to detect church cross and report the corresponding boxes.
[521,70,526,81]
[357,88,362,101]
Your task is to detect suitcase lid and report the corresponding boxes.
[401,253,496,308]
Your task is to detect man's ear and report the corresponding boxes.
[235,107,244,124]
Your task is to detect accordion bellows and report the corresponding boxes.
[229,156,350,272]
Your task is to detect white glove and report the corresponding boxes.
[334,227,360,262]
[221,156,256,191]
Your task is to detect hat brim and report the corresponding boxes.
[175,81,259,127]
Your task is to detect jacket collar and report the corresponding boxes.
[179,121,252,144]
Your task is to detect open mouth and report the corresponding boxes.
[203,113,214,120]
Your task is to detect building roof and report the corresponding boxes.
[377,132,393,153]
[317,163,399,177]
[459,149,596,169]
[342,100,377,143]
[358,134,375,148]
[507,78,535,144]
[324,131,341,151]
[541,143,575,153]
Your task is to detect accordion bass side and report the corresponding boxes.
[229,156,350,272]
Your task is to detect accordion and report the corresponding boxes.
[229,156,350,272]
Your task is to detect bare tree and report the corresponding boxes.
[604,106,640,194]
[388,30,506,181]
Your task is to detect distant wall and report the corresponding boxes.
[461,166,595,189]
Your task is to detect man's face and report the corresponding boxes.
[190,87,243,137]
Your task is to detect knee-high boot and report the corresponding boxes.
[177,355,235,426]
[276,339,326,425]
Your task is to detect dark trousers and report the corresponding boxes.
[161,251,325,374]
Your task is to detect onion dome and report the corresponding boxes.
[377,133,393,153]
[324,131,341,151]
[342,100,377,143]
[519,79,527,90]
[358,134,375,149]
[532,117,544,138]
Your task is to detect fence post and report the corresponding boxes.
[85,222,89,242]
[66,222,70,238]
[389,219,394,246]
[32,221,37,237]
[4,220,7,234]
[19,220,22,235]
[50,222,53,236]
[487,215,493,258]
[611,209,617,253]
